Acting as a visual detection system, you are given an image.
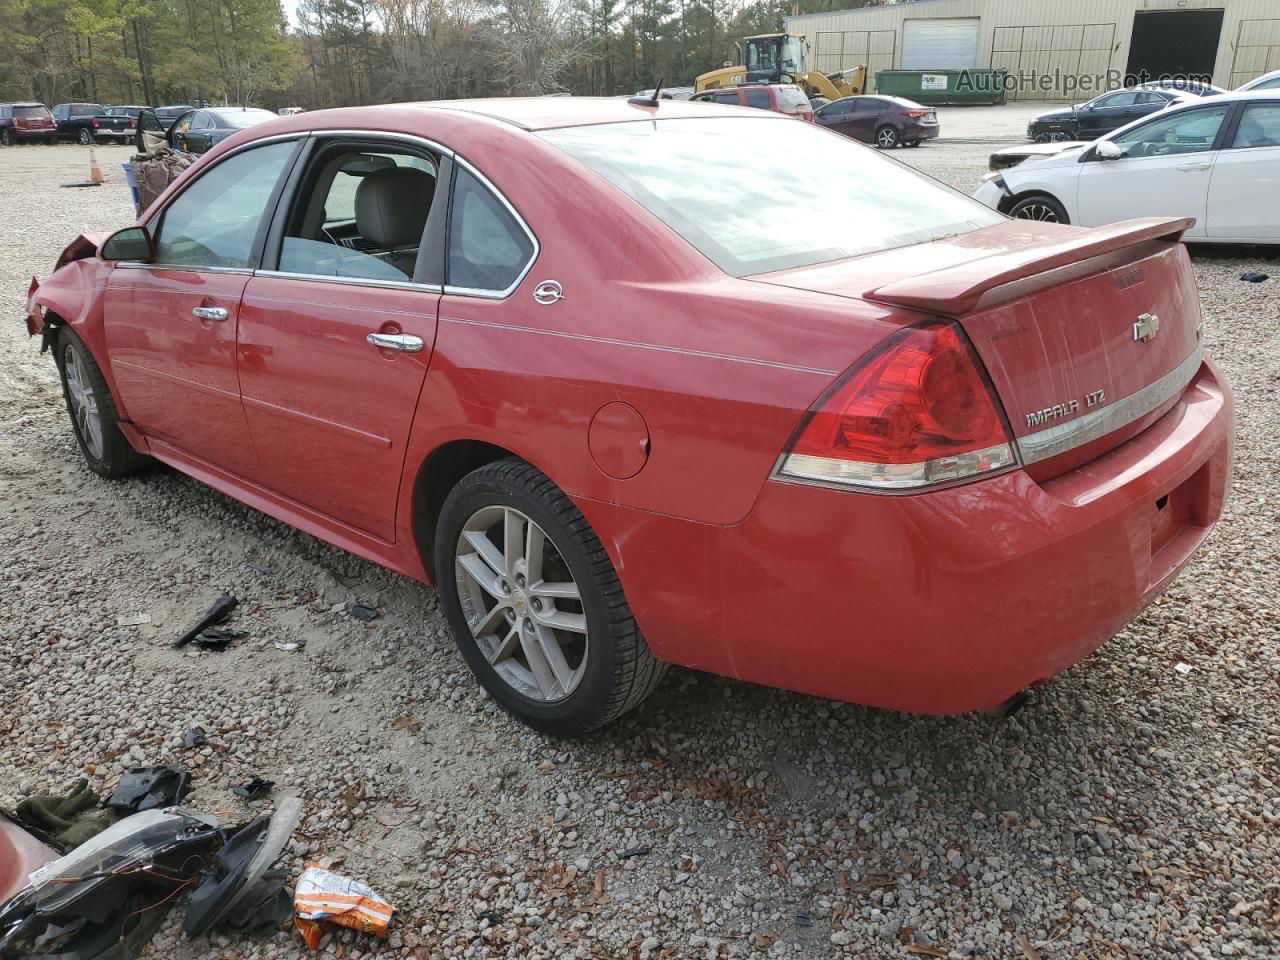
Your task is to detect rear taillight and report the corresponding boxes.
[904,109,928,118]
[128,118,136,127]
[91,117,99,127]
[777,322,1016,491]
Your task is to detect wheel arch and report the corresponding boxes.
[997,187,1069,221]
[410,438,526,580]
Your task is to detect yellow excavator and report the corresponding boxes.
[694,33,866,101]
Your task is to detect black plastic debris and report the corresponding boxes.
[106,766,191,815]
[794,911,813,928]
[1240,272,1269,283]
[619,845,651,859]
[191,626,245,651]
[0,808,223,960]
[350,604,380,622]
[231,777,274,801]
[478,910,503,927]
[183,797,301,938]
[183,728,207,749]
[11,780,115,853]
[173,594,239,648]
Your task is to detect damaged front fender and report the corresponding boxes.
[24,233,113,353]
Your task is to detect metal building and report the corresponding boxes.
[784,0,1280,99]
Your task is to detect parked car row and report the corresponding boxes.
[688,83,940,148]
[0,101,277,150]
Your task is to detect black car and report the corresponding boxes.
[51,103,107,144]
[0,102,57,145]
[165,106,277,154]
[153,105,195,132]
[1026,89,1186,142]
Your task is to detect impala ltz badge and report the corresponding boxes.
[1025,388,1105,429]
[1133,312,1160,343]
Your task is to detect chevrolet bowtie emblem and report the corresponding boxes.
[1133,313,1160,343]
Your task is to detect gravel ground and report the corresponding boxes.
[1,137,1278,960]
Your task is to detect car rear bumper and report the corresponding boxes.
[904,121,940,141]
[597,358,1233,714]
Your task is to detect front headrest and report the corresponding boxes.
[355,166,434,248]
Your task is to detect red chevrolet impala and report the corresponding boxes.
[24,98,1233,735]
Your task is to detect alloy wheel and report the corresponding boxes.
[63,345,104,459]
[78,129,92,145]
[1013,202,1060,222]
[454,505,588,703]
[876,127,898,148]
[1,129,11,146]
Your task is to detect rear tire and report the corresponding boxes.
[1008,194,1069,224]
[77,128,94,145]
[875,125,899,149]
[435,458,666,736]
[0,128,11,147]
[54,327,149,478]
[905,139,921,148]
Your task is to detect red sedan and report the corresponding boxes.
[24,98,1233,736]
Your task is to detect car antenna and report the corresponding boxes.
[628,77,665,107]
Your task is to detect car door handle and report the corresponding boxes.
[191,306,228,321]
[366,332,424,353]
[1176,162,1211,172]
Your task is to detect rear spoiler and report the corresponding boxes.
[865,217,1193,316]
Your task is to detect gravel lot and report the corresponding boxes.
[1,127,1278,960]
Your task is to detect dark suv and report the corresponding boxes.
[51,103,107,144]
[0,103,57,145]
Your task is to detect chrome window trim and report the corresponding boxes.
[1016,346,1204,465]
[311,129,454,159]
[116,262,254,275]
[253,269,443,294]
[443,155,540,301]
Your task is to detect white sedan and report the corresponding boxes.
[974,90,1280,243]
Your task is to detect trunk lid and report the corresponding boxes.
[750,218,1203,475]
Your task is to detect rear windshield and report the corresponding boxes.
[214,109,276,128]
[73,104,104,116]
[14,106,50,118]
[776,87,811,109]
[540,117,1001,276]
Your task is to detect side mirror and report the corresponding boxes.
[1095,140,1123,160]
[100,225,154,262]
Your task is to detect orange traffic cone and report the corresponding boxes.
[88,146,105,184]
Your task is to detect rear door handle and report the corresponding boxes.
[1176,161,1211,172]
[366,332,424,354]
[191,306,228,321]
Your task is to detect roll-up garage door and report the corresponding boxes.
[901,19,980,70]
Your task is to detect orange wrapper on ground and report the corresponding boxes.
[293,864,395,949]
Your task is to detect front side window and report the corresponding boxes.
[713,91,740,105]
[447,167,534,293]
[541,117,1002,277]
[1094,92,1136,109]
[153,140,295,269]
[1231,102,1280,148]
[1111,105,1229,158]
[279,147,439,283]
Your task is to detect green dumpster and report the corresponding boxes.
[874,69,1007,106]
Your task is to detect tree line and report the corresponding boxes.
[0,0,887,109]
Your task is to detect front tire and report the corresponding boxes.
[55,328,149,478]
[435,459,666,736]
[875,125,899,149]
[1008,194,1069,224]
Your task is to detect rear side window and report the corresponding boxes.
[744,89,772,109]
[447,167,535,293]
[1232,102,1280,148]
[776,87,810,110]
